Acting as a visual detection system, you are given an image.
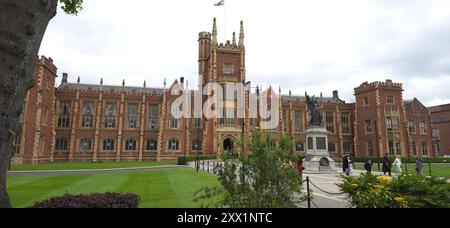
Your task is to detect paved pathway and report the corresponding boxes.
[191,160,352,208]
[7,165,189,176]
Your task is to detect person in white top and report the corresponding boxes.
[393,155,402,174]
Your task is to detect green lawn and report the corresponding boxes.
[353,163,450,178]
[10,161,176,171]
[7,169,219,208]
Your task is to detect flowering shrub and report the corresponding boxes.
[30,192,140,208]
[338,174,450,208]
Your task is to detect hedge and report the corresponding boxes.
[30,193,140,208]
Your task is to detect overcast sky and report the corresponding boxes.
[39,0,450,107]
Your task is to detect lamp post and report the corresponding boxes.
[196,118,201,173]
[241,80,251,155]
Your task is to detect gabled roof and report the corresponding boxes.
[404,98,428,112]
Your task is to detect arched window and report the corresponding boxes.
[125,139,137,151]
[103,139,115,151]
[80,138,92,151]
[168,139,180,151]
[146,139,158,151]
[55,138,69,151]
[192,140,202,150]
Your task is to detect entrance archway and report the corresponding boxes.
[223,138,234,151]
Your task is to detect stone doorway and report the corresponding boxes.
[223,138,234,151]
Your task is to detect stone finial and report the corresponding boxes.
[163,78,167,88]
[143,80,146,88]
[232,32,237,46]
[239,20,245,48]
[100,78,103,85]
[212,17,218,45]
[77,76,80,84]
[289,90,292,97]
[122,79,125,87]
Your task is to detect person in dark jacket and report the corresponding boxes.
[343,155,351,176]
[382,153,392,176]
[364,160,373,174]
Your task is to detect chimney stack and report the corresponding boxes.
[62,73,68,84]
[333,90,339,99]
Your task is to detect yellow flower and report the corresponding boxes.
[373,184,384,190]
[351,184,358,188]
[394,197,408,207]
[377,176,392,185]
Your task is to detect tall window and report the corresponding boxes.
[343,142,353,154]
[388,140,395,154]
[408,121,416,134]
[363,96,369,106]
[125,139,137,151]
[169,115,180,129]
[55,138,69,151]
[81,102,94,128]
[58,101,70,128]
[365,120,373,133]
[419,122,427,134]
[146,139,158,151]
[387,95,394,104]
[41,107,48,126]
[194,118,202,129]
[395,142,402,155]
[127,104,139,129]
[104,103,117,128]
[341,113,350,134]
[432,129,440,140]
[168,139,180,151]
[422,141,429,156]
[367,140,374,156]
[79,138,92,151]
[434,143,440,155]
[103,139,115,151]
[148,105,159,130]
[386,117,399,132]
[326,113,334,133]
[192,140,202,150]
[295,111,302,133]
[14,136,21,154]
[412,141,417,156]
[328,142,336,153]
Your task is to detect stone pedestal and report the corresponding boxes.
[303,127,338,173]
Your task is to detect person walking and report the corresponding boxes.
[364,160,373,174]
[343,155,351,176]
[393,155,402,174]
[382,153,392,176]
[416,157,424,177]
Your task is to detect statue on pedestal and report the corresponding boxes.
[305,92,323,127]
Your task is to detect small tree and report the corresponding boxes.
[194,130,306,208]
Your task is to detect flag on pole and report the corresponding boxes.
[214,0,225,6]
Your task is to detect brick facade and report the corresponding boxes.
[429,104,450,156]
[12,19,442,164]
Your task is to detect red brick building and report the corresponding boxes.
[12,19,440,164]
[429,104,450,156]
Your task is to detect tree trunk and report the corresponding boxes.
[0,0,58,208]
